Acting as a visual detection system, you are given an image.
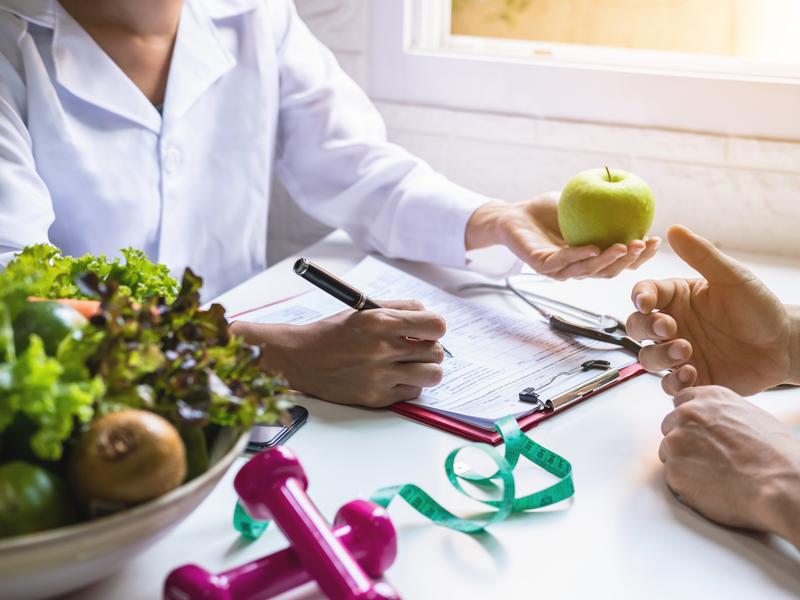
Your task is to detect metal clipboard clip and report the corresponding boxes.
[519,365,620,414]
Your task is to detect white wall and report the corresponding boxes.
[267,0,800,264]
[265,1,368,264]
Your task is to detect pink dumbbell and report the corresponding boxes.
[163,498,397,599]
[168,446,398,600]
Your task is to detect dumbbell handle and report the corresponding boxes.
[267,477,383,600]
[219,524,338,599]
[165,515,380,600]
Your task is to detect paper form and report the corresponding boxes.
[242,257,635,429]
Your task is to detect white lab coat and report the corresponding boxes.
[0,0,493,300]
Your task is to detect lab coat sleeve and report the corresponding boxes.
[0,47,54,267]
[271,0,494,269]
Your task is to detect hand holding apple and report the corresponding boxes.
[466,189,660,281]
[558,167,655,249]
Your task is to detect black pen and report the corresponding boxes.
[293,258,453,358]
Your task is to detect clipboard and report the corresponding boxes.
[390,363,646,445]
[229,279,646,446]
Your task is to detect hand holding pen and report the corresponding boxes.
[294,258,454,358]
[230,261,449,408]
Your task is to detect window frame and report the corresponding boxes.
[368,0,800,140]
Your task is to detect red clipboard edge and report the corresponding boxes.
[390,363,646,446]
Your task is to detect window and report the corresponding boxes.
[451,0,800,65]
[369,0,800,139]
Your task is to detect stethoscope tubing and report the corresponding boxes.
[456,280,640,356]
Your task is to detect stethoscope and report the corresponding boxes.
[456,274,643,357]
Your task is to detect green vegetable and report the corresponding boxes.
[13,301,87,356]
[62,269,289,432]
[0,461,76,538]
[0,246,288,464]
[0,336,104,461]
[180,426,209,482]
[0,244,179,308]
[0,301,14,363]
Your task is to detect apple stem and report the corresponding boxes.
[605,166,612,182]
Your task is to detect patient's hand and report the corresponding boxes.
[233,300,445,407]
[659,385,800,548]
[626,225,798,396]
[465,193,660,280]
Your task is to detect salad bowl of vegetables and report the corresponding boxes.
[0,246,288,599]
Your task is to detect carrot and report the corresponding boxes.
[28,297,101,319]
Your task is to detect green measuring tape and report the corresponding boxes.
[233,415,574,538]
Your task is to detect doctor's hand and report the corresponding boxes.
[232,300,446,407]
[659,385,800,548]
[626,225,799,396]
[465,194,660,280]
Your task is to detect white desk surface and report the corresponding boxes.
[73,231,800,600]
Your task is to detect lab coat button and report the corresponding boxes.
[164,147,181,173]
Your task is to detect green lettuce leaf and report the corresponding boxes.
[63,269,289,432]
[0,335,105,460]
[0,244,179,305]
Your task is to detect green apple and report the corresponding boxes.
[557,167,655,249]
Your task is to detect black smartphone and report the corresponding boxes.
[246,405,308,452]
